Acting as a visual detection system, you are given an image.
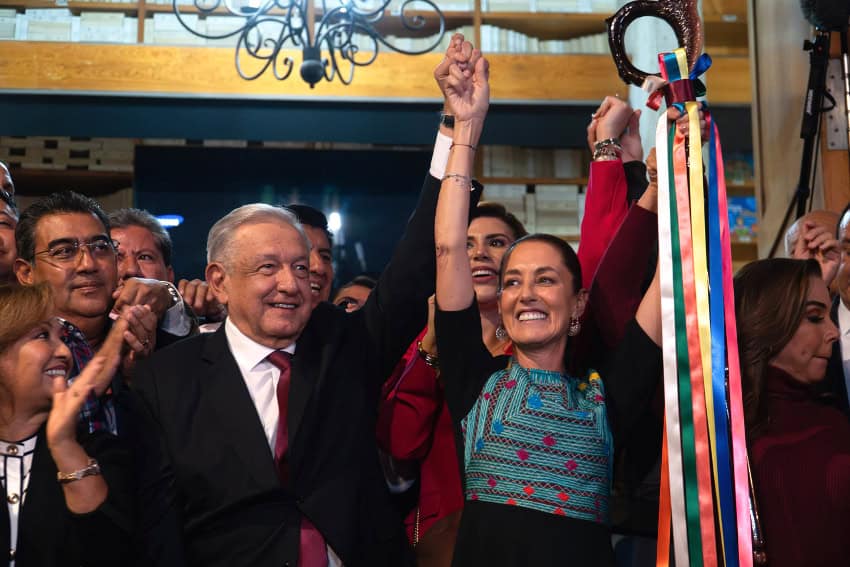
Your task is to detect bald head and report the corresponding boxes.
[785,210,840,257]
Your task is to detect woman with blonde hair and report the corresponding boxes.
[0,283,136,565]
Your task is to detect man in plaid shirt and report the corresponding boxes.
[12,190,196,434]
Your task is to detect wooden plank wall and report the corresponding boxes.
[0,42,750,104]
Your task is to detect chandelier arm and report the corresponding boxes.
[316,23,379,66]
[235,33,276,80]
[174,0,446,85]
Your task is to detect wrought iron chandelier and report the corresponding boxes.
[173,0,446,88]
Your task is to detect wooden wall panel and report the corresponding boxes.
[0,42,750,105]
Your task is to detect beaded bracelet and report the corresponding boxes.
[592,145,622,161]
[442,172,473,190]
[593,137,621,152]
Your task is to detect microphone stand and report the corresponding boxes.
[768,31,832,257]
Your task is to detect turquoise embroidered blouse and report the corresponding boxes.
[461,360,613,524]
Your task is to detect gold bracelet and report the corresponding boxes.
[57,459,101,484]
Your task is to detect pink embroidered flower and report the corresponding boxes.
[487,477,497,488]
[565,460,578,471]
[553,507,566,516]
[505,380,517,389]
[557,492,570,502]
[506,498,517,506]
[470,492,479,500]
[516,449,530,461]
[594,394,604,403]
[483,393,491,400]
[542,435,556,447]
[523,486,535,496]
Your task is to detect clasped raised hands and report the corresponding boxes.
[437,33,490,124]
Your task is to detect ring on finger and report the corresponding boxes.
[142,338,150,347]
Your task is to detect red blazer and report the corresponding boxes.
[376,159,657,543]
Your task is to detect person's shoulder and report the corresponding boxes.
[135,331,221,387]
[300,300,355,343]
[151,330,214,361]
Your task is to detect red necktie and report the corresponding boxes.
[266,351,329,567]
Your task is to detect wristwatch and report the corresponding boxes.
[57,459,101,484]
[164,282,181,307]
[439,113,455,129]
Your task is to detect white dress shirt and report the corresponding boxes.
[838,301,850,408]
[223,319,342,567]
[0,435,36,567]
[224,318,296,453]
[429,131,453,180]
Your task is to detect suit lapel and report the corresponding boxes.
[201,328,280,489]
[288,305,340,449]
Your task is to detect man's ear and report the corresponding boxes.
[205,262,228,306]
[14,258,34,285]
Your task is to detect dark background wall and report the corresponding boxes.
[134,145,430,283]
[2,93,753,287]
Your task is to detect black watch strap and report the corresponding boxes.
[439,113,455,129]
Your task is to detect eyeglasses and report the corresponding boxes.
[34,237,117,264]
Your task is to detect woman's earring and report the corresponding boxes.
[568,317,581,337]
[496,323,508,341]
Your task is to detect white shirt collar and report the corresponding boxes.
[839,301,850,337]
[224,317,296,375]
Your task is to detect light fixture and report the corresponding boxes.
[173,0,447,88]
[156,214,185,228]
[328,211,342,233]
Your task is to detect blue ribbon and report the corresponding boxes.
[662,52,685,81]
[690,53,713,80]
[706,109,739,567]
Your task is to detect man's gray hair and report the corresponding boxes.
[207,203,310,267]
[109,208,174,267]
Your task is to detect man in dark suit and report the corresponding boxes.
[283,204,335,307]
[131,179,442,566]
[827,206,850,414]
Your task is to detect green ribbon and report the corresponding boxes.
[668,124,705,565]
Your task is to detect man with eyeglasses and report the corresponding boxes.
[13,191,195,435]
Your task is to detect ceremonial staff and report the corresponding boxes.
[607,2,758,565]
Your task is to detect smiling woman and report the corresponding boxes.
[0,283,134,565]
[432,47,663,567]
[734,258,850,566]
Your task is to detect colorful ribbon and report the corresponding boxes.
[654,47,753,567]
[656,107,690,566]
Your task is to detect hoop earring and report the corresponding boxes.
[496,323,508,341]
[568,317,581,337]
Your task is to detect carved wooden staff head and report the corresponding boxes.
[606,0,703,87]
